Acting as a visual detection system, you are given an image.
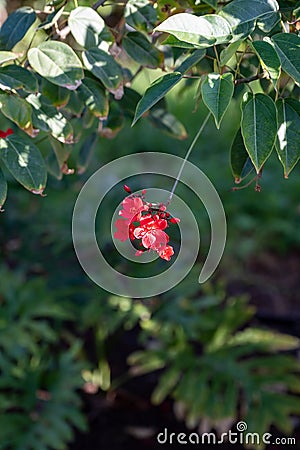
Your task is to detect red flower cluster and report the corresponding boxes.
[114,186,180,261]
[0,128,13,139]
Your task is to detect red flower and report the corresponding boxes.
[158,245,174,261]
[114,186,180,261]
[0,128,13,139]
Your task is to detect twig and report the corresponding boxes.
[234,73,265,85]
[92,0,107,9]
[166,112,211,206]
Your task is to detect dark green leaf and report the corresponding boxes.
[0,134,47,194]
[230,128,254,182]
[201,72,234,128]
[49,137,71,170]
[28,41,84,90]
[257,11,280,32]
[148,108,187,140]
[219,0,279,29]
[123,32,163,68]
[0,7,36,51]
[42,79,70,107]
[0,166,7,211]
[132,72,182,125]
[252,40,281,87]
[82,47,123,94]
[276,99,300,178]
[69,7,105,49]
[241,93,277,172]
[77,132,98,174]
[0,65,38,93]
[271,33,300,85]
[79,78,109,120]
[175,49,206,74]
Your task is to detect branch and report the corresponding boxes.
[92,0,107,9]
[234,73,265,85]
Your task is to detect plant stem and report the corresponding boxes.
[74,0,78,7]
[166,111,211,206]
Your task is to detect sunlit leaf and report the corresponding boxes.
[26,93,73,144]
[82,47,123,93]
[69,7,105,49]
[252,40,281,87]
[28,41,84,90]
[155,13,232,48]
[275,99,300,178]
[124,0,157,32]
[0,134,47,194]
[0,93,32,132]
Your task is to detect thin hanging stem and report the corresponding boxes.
[166,112,211,206]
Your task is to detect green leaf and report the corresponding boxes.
[257,11,280,32]
[0,52,19,65]
[123,32,163,68]
[0,65,38,93]
[0,167,7,211]
[148,108,187,140]
[82,47,123,93]
[0,7,36,51]
[124,0,157,32]
[220,39,243,66]
[49,137,71,170]
[79,78,109,120]
[161,35,197,49]
[271,33,300,85]
[275,99,300,178]
[77,132,98,174]
[252,40,281,87]
[26,93,73,144]
[0,134,47,194]
[201,72,234,128]
[132,72,182,125]
[28,41,84,90]
[230,128,254,182]
[241,92,277,173]
[202,0,218,8]
[152,368,181,404]
[0,93,32,131]
[155,13,232,48]
[219,0,279,29]
[42,79,70,107]
[69,7,105,49]
[175,49,206,74]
